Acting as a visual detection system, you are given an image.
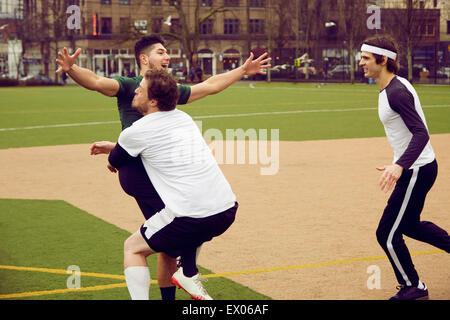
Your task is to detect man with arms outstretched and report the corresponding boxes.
[56,34,270,300]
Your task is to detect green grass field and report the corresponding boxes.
[0,199,270,300]
[0,82,449,300]
[1,82,449,149]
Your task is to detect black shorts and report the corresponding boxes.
[140,202,238,258]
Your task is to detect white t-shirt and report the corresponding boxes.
[378,76,435,170]
[118,109,236,218]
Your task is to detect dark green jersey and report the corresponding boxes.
[114,75,191,130]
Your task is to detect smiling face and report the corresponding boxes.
[140,43,171,72]
[359,51,384,79]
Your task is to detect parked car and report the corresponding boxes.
[19,74,61,86]
[436,67,450,79]
[269,64,291,79]
[327,64,352,78]
[297,66,318,77]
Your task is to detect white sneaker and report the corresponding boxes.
[171,268,213,300]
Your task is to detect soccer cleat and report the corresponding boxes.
[171,268,213,300]
[389,284,429,300]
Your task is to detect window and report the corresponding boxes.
[224,0,239,7]
[101,17,112,34]
[249,19,264,34]
[224,19,239,34]
[200,19,213,34]
[152,0,162,5]
[168,0,178,6]
[119,0,130,5]
[134,20,148,34]
[120,17,130,33]
[201,0,213,6]
[152,18,162,33]
[418,21,435,36]
[101,0,111,5]
[249,0,265,7]
[170,18,181,34]
[447,21,450,35]
[419,1,425,9]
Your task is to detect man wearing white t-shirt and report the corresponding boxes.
[91,69,238,300]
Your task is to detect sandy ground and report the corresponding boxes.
[1,135,449,300]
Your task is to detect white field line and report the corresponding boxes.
[0,105,449,132]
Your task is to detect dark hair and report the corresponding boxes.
[362,35,399,74]
[135,34,165,69]
[144,69,178,112]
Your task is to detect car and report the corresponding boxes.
[327,64,352,78]
[436,67,450,79]
[170,67,186,82]
[297,66,318,77]
[19,74,61,86]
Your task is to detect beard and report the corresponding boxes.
[132,97,148,115]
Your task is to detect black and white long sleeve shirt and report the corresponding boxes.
[378,76,435,170]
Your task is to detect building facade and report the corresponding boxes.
[5,0,449,82]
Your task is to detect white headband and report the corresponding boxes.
[361,44,397,60]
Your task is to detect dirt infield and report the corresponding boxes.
[1,135,449,300]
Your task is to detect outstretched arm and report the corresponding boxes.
[187,52,271,103]
[90,141,118,172]
[56,47,119,97]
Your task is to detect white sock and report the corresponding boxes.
[124,266,150,300]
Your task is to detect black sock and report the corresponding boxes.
[181,248,198,277]
[160,286,176,300]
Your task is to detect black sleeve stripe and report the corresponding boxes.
[386,79,429,170]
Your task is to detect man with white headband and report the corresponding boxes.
[359,35,450,300]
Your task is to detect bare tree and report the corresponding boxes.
[271,0,294,51]
[162,0,228,68]
[386,0,440,82]
[338,0,367,84]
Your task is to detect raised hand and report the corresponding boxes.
[242,52,272,76]
[56,47,82,73]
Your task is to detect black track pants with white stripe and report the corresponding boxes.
[376,159,450,287]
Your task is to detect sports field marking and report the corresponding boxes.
[234,84,450,93]
[0,282,126,299]
[0,264,125,280]
[0,249,444,299]
[1,105,448,132]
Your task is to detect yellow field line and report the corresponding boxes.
[0,282,127,299]
[0,249,444,299]
[0,265,126,280]
[201,249,445,278]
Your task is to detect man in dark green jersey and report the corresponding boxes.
[56,34,271,300]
